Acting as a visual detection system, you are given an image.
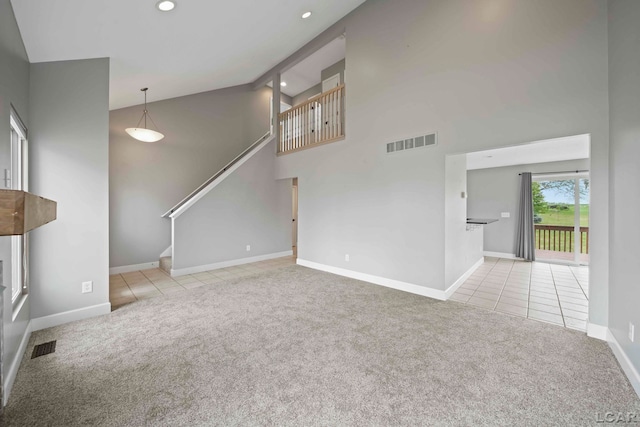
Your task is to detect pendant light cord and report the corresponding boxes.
[144,89,147,129]
[133,87,160,131]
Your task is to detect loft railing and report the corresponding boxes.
[161,131,271,218]
[535,225,589,254]
[278,84,345,155]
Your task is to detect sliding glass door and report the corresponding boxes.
[533,174,589,265]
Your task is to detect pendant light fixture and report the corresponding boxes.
[126,88,165,142]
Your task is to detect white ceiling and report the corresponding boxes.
[466,134,590,170]
[280,36,345,98]
[11,0,364,110]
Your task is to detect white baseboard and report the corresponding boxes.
[297,259,447,301]
[607,329,640,398]
[445,257,484,298]
[4,320,32,406]
[587,322,608,341]
[171,250,293,277]
[483,251,516,259]
[109,261,159,275]
[31,302,112,332]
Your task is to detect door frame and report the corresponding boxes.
[533,172,589,265]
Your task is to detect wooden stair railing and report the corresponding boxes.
[162,132,272,218]
[278,84,345,155]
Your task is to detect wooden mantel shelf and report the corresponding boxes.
[0,190,57,236]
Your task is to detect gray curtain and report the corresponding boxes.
[515,172,535,261]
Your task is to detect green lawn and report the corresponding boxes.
[536,204,589,227]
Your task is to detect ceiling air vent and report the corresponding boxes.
[386,133,437,154]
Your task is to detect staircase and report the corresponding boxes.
[161,131,271,218]
[159,132,291,276]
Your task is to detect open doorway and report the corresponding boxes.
[455,134,591,332]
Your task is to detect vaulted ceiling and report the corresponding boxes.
[11,0,365,110]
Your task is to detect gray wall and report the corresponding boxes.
[0,0,31,395]
[275,0,609,326]
[109,85,272,268]
[445,154,483,287]
[608,0,640,378]
[29,58,110,318]
[467,159,590,255]
[292,59,346,106]
[173,138,291,270]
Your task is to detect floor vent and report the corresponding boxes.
[386,133,437,154]
[31,341,57,359]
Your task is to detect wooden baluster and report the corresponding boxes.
[319,95,324,142]
[333,90,337,139]
[336,89,342,136]
[288,112,291,152]
[569,230,572,253]
[326,93,329,140]
[305,103,308,147]
[332,90,337,139]
[279,117,283,153]
[284,112,288,153]
[295,110,298,150]
[338,88,343,137]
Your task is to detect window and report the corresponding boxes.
[9,112,28,305]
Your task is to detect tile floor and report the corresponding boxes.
[450,257,589,331]
[109,256,296,310]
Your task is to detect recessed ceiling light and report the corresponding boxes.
[280,81,287,87]
[156,0,176,12]
[302,11,312,19]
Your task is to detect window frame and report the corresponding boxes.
[9,111,29,312]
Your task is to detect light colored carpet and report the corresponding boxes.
[3,265,639,426]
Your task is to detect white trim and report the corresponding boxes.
[109,261,159,275]
[483,251,516,259]
[160,246,172,258]
[587,322,609,341]
[30,303,111,332]
[297,259,447,301]
[171,217,175,261]
[607,330,640,398]
[11,293,28,322]
[169,136,274,219]
[445,257,484,298]
[4,320,32,406]
[170,251,293,277]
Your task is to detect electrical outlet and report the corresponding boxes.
[82,281,93,294]
[629,322,635,342]
[501,212,510,218]
[246,245,251,252]
[345,254,350,262]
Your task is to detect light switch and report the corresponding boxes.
[501,212,510,218]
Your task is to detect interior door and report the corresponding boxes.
[322,73,340,92]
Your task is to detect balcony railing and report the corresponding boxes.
[278,84,345,155]
[535,225,589,254]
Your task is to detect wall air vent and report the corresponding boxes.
[386,133,437,154]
